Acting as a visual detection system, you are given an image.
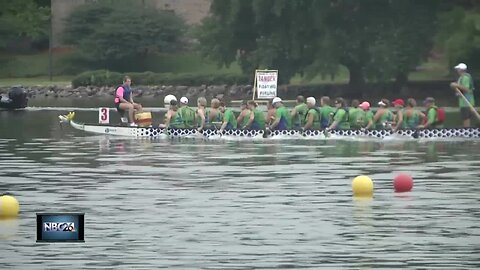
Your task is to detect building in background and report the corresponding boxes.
[51,0,211,47]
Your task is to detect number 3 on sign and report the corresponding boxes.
[99,107,110,124]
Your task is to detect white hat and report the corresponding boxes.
[164,94,177,105]
[378,100,387,106]
[272,97,282,104]
[180,97,188,104]
[454,63,467,70]
[306,97,316,105]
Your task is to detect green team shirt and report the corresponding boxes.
[348,108,363,128]
[458,73,475,107]
[178,106,196,128]
[170,111,184,128]
[333,108,350,129]
[366,111,374,127]
[305,108,320,129]
[252,109,265,129]
[275,105,291,129]
[223,109,237,129]
[240,110,251,128]
[320,105,335,126]
[403,109,421,129]
[426,106,443,128]
[293,103,308,127]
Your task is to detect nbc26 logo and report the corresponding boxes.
[43,222,76,232]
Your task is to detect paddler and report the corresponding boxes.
[348,99,363,129]
[269,97,291,130]
[327,98,350,130]
[418,97,443,129]
[266,99,276,126]
[369,98,394,129]
[114,76,143,127]
[303,97,320,130]
[219,102,237,133]
[391,98,405,131]
[196,97,207,131]
[244,100,266,130]
[401,98,425,129]
[290,95,308,129]
[449,63,476,127]
[236,100,251,129]
[206,98,223,128]
[178,97,197,128]
[359,101,374,129]
[319,96,335,129]
[159,99,183,128]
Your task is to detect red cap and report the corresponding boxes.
[392,99,404,107]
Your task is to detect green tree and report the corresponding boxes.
[63,0,186,71]
[0,0,50,48]
[198,0,440,88]
[436,5,480,74]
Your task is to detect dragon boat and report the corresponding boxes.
[59,112,480,139]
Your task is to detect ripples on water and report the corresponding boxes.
[1,111,480,269]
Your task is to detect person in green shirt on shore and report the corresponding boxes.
[418,97,443,129]
[348,99,363,129]
[269,97,291,130]
[236,100,251,129]
[450,63,476,127]
[303,97,321,130]
[219,102,237,133]
[319,96,335,129]
[178,97,197,128]
[328,97,350,130]
[245,100,266,130]
[290,95,308,129]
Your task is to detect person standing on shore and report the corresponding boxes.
[450,63,476,127]
[114,76,143,127]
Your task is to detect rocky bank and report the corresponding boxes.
[0,80,478,106]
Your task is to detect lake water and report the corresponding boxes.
[1,110,480,269]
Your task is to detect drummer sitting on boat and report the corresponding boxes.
[114,76,143,127]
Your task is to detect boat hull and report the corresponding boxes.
[68,121,480,139]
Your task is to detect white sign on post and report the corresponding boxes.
[98,107,110,124]
[255,70,278,99]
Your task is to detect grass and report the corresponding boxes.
[0,76,73,87]
[0,50,460,87]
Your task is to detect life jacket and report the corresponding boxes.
[304,107,321,129]
[114,84,131,104]
[333,108,349,122]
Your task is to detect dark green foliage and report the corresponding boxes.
[197,0,441,87]
[63,0,186,71]
[436,6,480,74]
[0,0,50,48]
[71,70,250,88]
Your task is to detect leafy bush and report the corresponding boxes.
[63,0,186,71]
[72,70,250,88]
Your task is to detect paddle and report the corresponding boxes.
[455,88,480,121]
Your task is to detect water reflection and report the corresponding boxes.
[0,111,479,269]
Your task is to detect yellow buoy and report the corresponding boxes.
[0,195,20,219]
[352,175,374,197]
